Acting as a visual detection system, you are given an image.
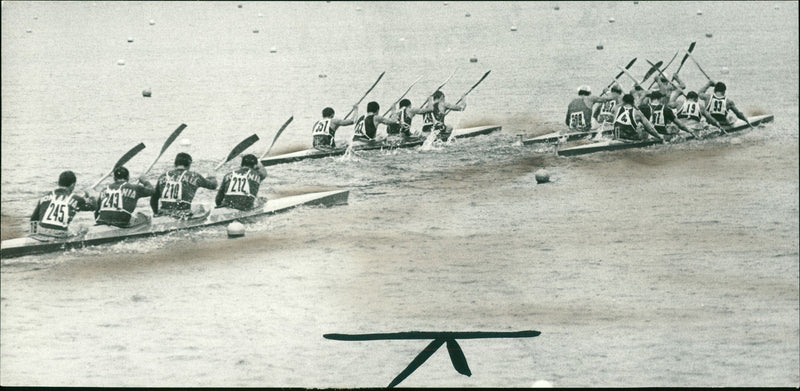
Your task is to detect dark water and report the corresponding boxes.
[1,1,798,387]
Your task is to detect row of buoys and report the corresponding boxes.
[470,56,478,63]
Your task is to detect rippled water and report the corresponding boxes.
[2,1,798,387]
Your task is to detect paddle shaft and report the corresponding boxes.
[343,71,386,121]
[646,59,686,96]
[215,134,260,170]
[443,70,491,116]
[673,41,697,77]
[90,142,146,190]
[259,116,294,159]
[382,76,423,117]
[601,57,636,96]
[141,123,187,177]
[418,70,457,109]
[686,51,712,81]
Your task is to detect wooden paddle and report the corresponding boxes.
[141,123,187,178]
[439,70,490,141]
[672,41,697,79]
[90,142,146,190]
[601,57,636,96]
[259,116,294,159]
[342,71,386,121]
[418,70,457,109]
[640,60,664,84]
[382,75,424,117]
[215,134,260,170]
[685,51,712,81]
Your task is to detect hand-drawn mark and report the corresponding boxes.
[323,330,541,388]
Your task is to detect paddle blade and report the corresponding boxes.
[624,57,637,70]
[219,134,260,169]
[388,338,445,388]
[642,60,663,83]
[114,142,146,168]
[159,124,187,155]
[445,339,472,377]
[262,116,293,158]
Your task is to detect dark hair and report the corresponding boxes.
[686,91,698,100]
[175,152,193,167]
[433,90,445,100]
[611,85,623,94]
[113,166,129,180]
[58,170,77,187]
[714,82,726,93]
[622,94,634,105]
[578,90,591,96]
[322,107,335,118]
[399,99,411,108]
[649,90,663,99]
[659,76,669,83]
[367,101,379,113]
[241,154,258,168]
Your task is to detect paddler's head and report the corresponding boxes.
[433,90,445,101]
[322,107,335,118]
[686,91,698,101]
[367,101,379,114]
[241,154,258,168]
[658,76,669,84]
[399,99,411,108]
[610,84,623,96]
[577,85,591,96]
[622,93,635,106]
[713,82,726,96]
[175,152,193,169]
[58,170,77,191]
[649,90,664,105]
[113,166,129,182]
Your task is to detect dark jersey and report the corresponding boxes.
[566,97,593,132]
[639,104,675,134]
[151,168,216,214]
[614,106,639,140]
[95,181,153,226]
[31,188,94,236]
[354,114,377,141]
[215,167,265,211]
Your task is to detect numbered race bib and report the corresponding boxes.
[569,112,586,129]
[100,187,124,212]
[226,172,252,197]
[41,192,71,228]
[312,119,330,136]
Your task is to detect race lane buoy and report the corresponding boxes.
[227,221,245,238]
[117,59,125,65]
[534,169,550,184]
[510,25,518,31]
[253,29,259,33]
[705,32,713,38]
[554,5,560,10]
[596,43,604,50]
[531,379,554,388]
[258,12,263,17]
[26,29,32,33]
[356,6,362,11]
[127,37,134,43]
[469,56,478,63]
[269,46,277,53]
[149,19,155,26]
[465,12,471,17]
[721,66,729,74]
[237,4,243,8]
[180,138,191,147]
[142,89,152,97]
[608,17,615,23]
[697,10,703,15]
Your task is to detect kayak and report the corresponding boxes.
[1,189,349,259]
[556,114,773,157]
[261,125,502,166]
[522,127,612,145]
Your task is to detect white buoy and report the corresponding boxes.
[180,138,191,147]
[554,5,560,10]
[465,12,471,17]
[149,19,155,26]
[227,221,245,238]
[142,89,152,97]
[319,74,327,78]
[356,6,362,11]
[596,43,604,50]
[127,37,134,43]
[510,25,518,31]
[531,380,554,388]
[26,29,32,33]
[608,17,615,23]
[721,66,729,74]
[469,56,478,63]
[443,1,448,5]
[258,12,263,17]
[774,5,780,9]
[253,29,259,33]
[117,59,125,65]
[534,169,550,184]
[33,16,38,20]
[399,37,405,41]
[237,4,243,8]
[697,10,703,15]
[705,32,713,38]
[269,46,277,53]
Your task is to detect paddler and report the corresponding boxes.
[675,91,722,130]
[215,154,267,211]
[312,105,359,150]
[566,85,612,132]
[29,171,96,237]
[352,101,400,144]
[94,166,154,228]
[612,93,663,141]
[654,73,686,105]
[150,152,218,218]
[387,99,425,141]
[638,90,697,138]
[699,81,752,127]
[417,91,466,141]
[593,84,624,129]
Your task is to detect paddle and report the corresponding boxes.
[644,59,686,97]
[259,116,294,159]
[640,60,664,85]
[382,75,424,117]
[342,71,386,121]
[141,123,187,178]
[648,48,685,89]
[388,338,445,388]
[418,70,457,109]
[215,134,260,170]
[601,57,636,96]
[90,142,146,190]
[439,70,490,141]
[685,51,712,81]
[673,41,697,79]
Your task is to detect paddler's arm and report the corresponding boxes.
[198,173,218,190]
[30,197,43,222]
[726,98,752,127]
[667,109,698,138]
[150,176,163,213]
[136,178,155,198]
[374,114,399,126]
[445,98,466,112]
[214,174,229,207]
[671,73,687,90]
[333,105,359,126]
[635,109,663,141]
[699,105,723,129]
[699,79,715,95]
